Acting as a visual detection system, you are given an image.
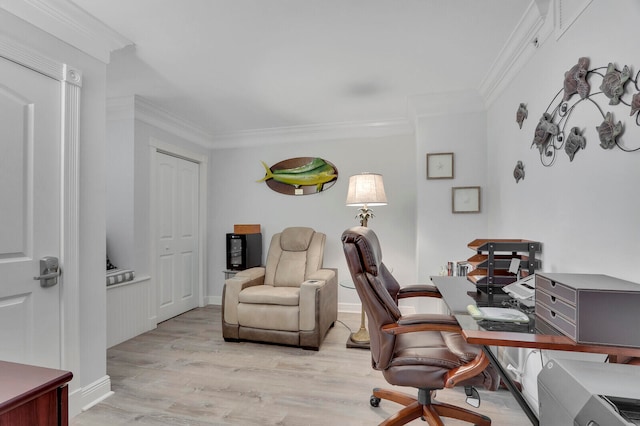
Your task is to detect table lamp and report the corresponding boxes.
[345,172,387,346]
[346,173,387,227]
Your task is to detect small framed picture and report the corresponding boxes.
[452,186,481,213]
[426,152,454,179]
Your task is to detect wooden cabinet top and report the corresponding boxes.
[467,239,540,252]
[0,361,72,414]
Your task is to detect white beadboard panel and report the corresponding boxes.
[106,276,154,348]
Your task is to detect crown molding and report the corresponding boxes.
[478,0,553,107]
[1,0,132,63]
[107,95,413,150]
[554,0,593,40]
[106,96,135,122]
[408,90,486,121]
[107,96,213,148]
[210,118,414,149]
[132,96,214,148]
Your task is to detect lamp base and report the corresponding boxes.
[346,306,370,349]
[347,333,370,349]
[350,326,369,342]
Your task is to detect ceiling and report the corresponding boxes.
[70,0,532,140]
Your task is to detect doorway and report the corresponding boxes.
[152,144,207,323]
[0,55,62,367]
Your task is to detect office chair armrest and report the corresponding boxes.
[397,284,441,299]
[444,350,490,388]
[382,314,461,335]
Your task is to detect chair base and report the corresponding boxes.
[372,387,491,426]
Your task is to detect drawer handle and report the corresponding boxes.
[550,281,556,287]
[551,296,556,303]
[550,311,556,318]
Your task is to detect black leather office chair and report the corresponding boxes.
[341,227,499,426]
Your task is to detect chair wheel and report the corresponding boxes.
[370,395,381,407]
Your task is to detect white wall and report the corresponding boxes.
[208,133,417,310]
[486,0,640,412]
[487,0,640,282]
[415,95,489,280]
[106,115,135,270]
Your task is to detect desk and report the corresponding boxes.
[0,361,73,425]
[431,276,640,425]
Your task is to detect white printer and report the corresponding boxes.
[538,358,640,425]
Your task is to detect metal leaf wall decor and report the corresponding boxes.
[527,57,640,167]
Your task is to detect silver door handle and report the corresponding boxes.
[34,272,60,280]
[33,256,60,287]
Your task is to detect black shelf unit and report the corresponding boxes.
[466,239,541,295]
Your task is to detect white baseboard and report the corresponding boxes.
[69,375,113,418]
[207,295,222,306]
[338,302,361,313]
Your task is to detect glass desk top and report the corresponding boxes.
[431,276,537,330]
[430,276,640,358]
[339,281,356,290]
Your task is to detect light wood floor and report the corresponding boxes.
[71,305,531,425]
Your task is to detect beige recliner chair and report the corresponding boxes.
[222,227,337,350]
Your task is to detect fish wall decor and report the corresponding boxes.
[257,157,338,195]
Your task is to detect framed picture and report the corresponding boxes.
[452,186,481,213]
[426,152,454,179]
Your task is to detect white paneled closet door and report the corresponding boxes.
[156,152,200,322]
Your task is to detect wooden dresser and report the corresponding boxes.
[0,361,73,426]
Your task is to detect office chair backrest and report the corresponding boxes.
[342,226,403,370]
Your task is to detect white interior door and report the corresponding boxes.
[0,56,61,368]
[156,152,199,322]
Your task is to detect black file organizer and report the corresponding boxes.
[466,239,541,295]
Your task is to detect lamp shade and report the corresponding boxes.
[345,173,387,206]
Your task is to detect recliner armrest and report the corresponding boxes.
[233,266,266,281]
[306,268,336,283]
[299,268,337,331]
[223,267,265,324]
[397,284,441,299]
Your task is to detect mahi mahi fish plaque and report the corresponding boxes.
[257,157,338,195]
